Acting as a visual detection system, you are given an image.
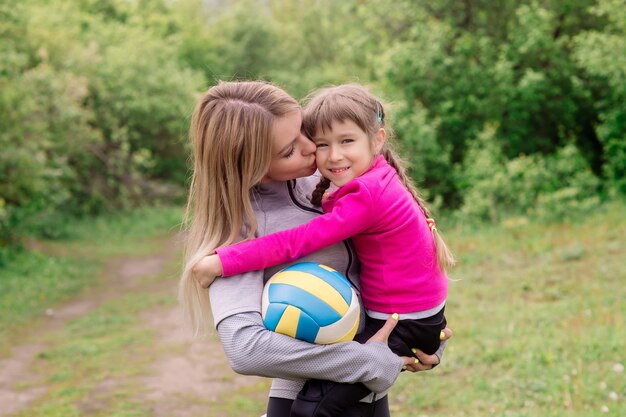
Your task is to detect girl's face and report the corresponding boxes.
[262,111,317,183]
[312,119,386,187]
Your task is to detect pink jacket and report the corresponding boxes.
[217,155,448,313]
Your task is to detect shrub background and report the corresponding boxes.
[1,0,624,251]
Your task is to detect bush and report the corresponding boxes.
[0,0,202,246]
[573,0,626,195]
[459,126,601,223]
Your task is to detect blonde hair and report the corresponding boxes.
[179,81,300,336]
[303,84,455,273]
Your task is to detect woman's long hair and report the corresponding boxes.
[179,81,300,336]
[304,84,455,273]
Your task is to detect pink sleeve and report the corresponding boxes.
[216,182,374,277]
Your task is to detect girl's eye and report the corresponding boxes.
[283,147,295,158]
[315,143,328,148]
[342,139,354,144]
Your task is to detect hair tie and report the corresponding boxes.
[426,218,437,232]
[375,101,383,123]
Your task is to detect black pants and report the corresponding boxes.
[290,308,446,417]
[267,395,390,417]
[356,307,447,356]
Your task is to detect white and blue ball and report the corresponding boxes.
[261,262,360,344]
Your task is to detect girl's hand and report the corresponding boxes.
[192,255,224,288]
[404,327,453,372]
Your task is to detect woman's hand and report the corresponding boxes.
[404,327,453,372]
[192,255,224,288]
[365,314,425,371]
[366,319,453,373]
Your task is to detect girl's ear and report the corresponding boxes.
[373,128,387,154]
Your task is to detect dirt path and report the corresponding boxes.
[0,233,263,416]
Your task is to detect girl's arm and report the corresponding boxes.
[217,181,375,277]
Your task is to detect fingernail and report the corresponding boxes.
[411,348,417,354]
[414,358,420,364]
[392,313,399,320]
[402,365,407,370]
[440,331,446,340]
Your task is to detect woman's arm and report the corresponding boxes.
[217,312,403,394]
[209,271,403,394]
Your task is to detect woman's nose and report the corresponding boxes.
[301,135,316,155]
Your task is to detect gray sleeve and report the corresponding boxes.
[216,312,403,394]
[209,270,264,327]
[434,340,447,363]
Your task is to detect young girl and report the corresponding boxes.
[194,83,454,415]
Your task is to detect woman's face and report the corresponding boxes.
[261,110,317,183]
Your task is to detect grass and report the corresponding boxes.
[390,201,626,416]
[0,205,183,353]
[2,204,273,417]
[1,204,186,417]
[2,201,624,416]
[13,292,169,417]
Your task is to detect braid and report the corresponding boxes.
[381,147,456,273]
[310,177,331,206]
[381,148,430,216]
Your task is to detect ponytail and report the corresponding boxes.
[381,147,456,273]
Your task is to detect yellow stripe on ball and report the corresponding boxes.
[275,305,300,338]
[272,271,349,315]
[318,264,337,272]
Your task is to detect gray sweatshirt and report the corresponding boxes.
[209,175,439,400]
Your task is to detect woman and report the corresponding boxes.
[179,81,450,416]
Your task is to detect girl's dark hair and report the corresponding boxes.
[310,177,331,206]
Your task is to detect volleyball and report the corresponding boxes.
[261,262,360,344]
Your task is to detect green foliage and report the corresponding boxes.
[459,126,601,222]
[0,0,201,245]
[379,0,615,209]
[1,0,624,246]
[392,102,451,206]
[573,0,626,194]
[176,0,279,82]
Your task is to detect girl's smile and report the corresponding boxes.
[329,167,350,174]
